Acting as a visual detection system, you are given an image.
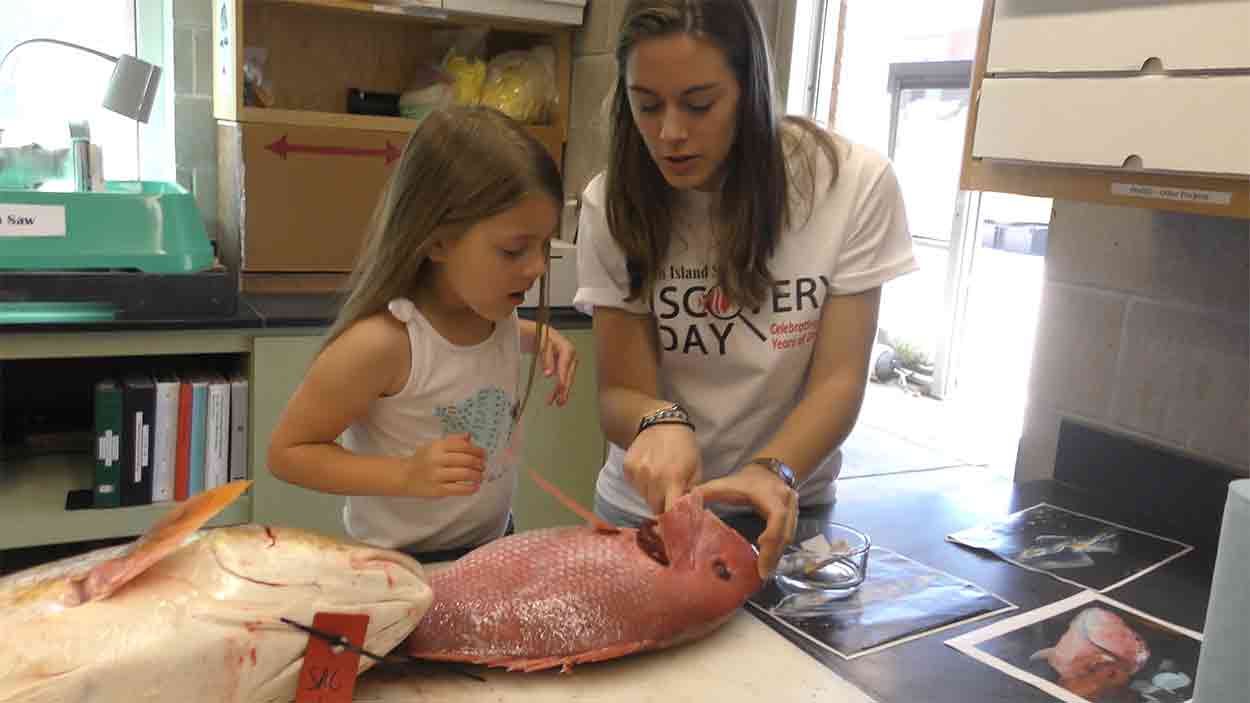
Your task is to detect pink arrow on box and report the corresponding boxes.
[265,135,401,164]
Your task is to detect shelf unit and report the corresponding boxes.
[213,0,577,292]
[0,331,254,551]
[0,454,250,551]
[960,0,1250,219]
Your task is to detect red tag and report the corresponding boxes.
[294,612,370,703]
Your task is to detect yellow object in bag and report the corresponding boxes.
[445,53,486,106]
[479,46,557,124]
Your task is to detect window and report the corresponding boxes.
[886,60,971,244]
[783,0,841,123]
[1,1,140,181]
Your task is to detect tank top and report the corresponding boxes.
[340,298,523,551]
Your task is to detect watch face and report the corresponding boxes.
[778,463,795,487]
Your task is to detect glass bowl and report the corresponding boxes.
[772,521,871,600]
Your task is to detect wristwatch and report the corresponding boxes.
[749,457,797,489]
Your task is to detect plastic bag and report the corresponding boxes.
[440,27,489,106]
[399,63,454,121]
[479,45,557,124]
[242,47,274,108]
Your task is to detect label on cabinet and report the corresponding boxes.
[1111,183,1233,207]
[0,204,66,237]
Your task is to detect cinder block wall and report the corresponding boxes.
[1018,201,1250,480]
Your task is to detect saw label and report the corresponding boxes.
[0,204,66,237]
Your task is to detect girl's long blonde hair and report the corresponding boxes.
[325,105,563,418]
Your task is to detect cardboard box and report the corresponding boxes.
[218,121,401,275]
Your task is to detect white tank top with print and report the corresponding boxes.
[340,298,523,551]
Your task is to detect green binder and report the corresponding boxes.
[93,378,123,508]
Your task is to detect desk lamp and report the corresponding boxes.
[0,38,162,123]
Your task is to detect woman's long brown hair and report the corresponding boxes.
[607,0,838,310]
[325,106,563,419]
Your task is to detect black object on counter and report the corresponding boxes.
[347,89,400,117]
[1,268,238,320]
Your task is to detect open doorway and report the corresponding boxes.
[791,0,1050,478]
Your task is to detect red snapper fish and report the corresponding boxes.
[404,473,763,672]
[1031,606,1150,698]
[0,481,432,703]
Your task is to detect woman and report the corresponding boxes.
[574,0,917,578]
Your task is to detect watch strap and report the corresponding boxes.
[749,456,796,489]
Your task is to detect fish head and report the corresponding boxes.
[193,525,432,648]
[181,525,433,700]
[659,494,764,616]
[203,523,429,608]
[693,510,765,607]
[1079,607,1151,673]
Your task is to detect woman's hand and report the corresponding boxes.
[696,463,798,579]
[539,327,578,406]
[404,433,487,497]
[623,423,702,515]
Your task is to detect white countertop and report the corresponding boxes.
[353,608,876,702]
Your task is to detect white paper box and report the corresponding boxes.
[972,75,1250,177]
[987,0,1250,73]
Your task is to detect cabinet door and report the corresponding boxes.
[513,326,605,531]
[251,334,351,539]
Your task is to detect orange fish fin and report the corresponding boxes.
[73,480,253,603]
[562,641,651,666]
[527,469,619,533]
[472,641,654,673]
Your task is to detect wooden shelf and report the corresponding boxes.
[237,106,563,144]
[252,0,573,32]
[0,453,251,550]
[215,0,574,288]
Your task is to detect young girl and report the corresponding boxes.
[268,106,578,562]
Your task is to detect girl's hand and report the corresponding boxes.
[404,433,487,497]
[623,423,702,515]
[539,328,578,406]
[696,463,798,579]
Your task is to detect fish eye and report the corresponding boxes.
[712,559,731,581]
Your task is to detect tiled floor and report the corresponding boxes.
[840,380,1022,480]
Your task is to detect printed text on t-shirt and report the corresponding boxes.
[654,276,830,355]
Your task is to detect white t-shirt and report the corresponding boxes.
[574,131,918,521]
[340,298,523,551]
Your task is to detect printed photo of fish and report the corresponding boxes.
[750,547,1015,659]
[946,504,1192,592]
[946,591,1203,703]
